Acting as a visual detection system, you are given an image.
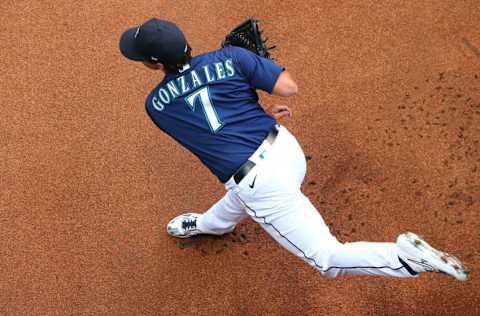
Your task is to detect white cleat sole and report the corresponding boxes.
[166,212,236,239]
[397,232,470,281]
[166,213,202,238]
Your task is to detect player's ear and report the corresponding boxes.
[142,61,164,70]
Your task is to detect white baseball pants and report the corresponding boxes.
[198,125,414,278]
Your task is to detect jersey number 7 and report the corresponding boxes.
[185,87,224,133]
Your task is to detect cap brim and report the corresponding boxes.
[119,27,145,61]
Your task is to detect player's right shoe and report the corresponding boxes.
[396,232,469,281]
[167,213,203,238]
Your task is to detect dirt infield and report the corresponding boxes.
[1,1,479,315]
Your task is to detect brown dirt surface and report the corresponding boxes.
[1,1,479,315]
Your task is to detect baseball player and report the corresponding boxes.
[119,18,469,280]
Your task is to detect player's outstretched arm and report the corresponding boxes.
[272,71,298,97]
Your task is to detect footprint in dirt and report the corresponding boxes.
[176,233,233,255]
[176,229,253,255]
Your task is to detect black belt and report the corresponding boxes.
[233,125,279,184]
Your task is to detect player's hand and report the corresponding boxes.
[266,105,292,120]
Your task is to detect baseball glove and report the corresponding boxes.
[222,18,276,59]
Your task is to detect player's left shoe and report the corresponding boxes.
[396,232,469,281]
[167,213,203,238]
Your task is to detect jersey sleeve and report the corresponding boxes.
[228,46,285,93]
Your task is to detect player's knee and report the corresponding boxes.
[315,242,346,278]
[320,269,341,278]
[319,261,347,278]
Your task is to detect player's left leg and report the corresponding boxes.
[231,125,468,280]
[239,189,414,278]
[166,189,248,238]
[245,193,468,280]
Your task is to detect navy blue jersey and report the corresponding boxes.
[145,46,284,182]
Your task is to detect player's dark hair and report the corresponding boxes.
[162,43,193,73]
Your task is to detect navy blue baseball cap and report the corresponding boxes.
[119,18,187,64]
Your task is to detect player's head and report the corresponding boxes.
[119,18,192,72]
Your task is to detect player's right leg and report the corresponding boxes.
[166,189,248,238]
